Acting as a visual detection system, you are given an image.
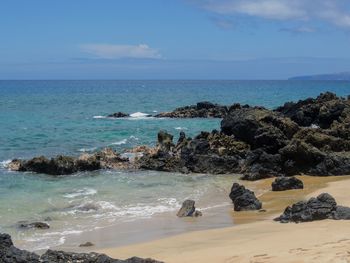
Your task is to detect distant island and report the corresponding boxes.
[289,72,350,80]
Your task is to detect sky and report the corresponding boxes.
[1,0,350,79]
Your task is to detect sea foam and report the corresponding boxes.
[63,188,97,199]
[0,160,11,168]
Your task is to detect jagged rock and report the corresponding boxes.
[221,107,298,154]
[155,101,228,118]
[17,221,50,230]
[8,92,350,180]
[229,183,262,211]
[107,112,129,118]
[271,177,304,191]
[279,139,325,173]
[0,233,163,263]
[241,149,283,181]
[308,153,350,176]
[0,233,41,262]
[332,206,350,220]
[276,92,349,128]
[139,130,244,174]
[8,148,129,175]
[293,128,350,152]
[157,130,174,151]
[94,148,129,169]
[274,193,347,223]
[176,200,202,217]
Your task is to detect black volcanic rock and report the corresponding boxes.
[221,107,299,154]
[274,193,350,223]
[107,112,130,118]
[275,92,349,128]
[241,149,283,181]
[17,221,50,230]
[0,233,163,263]
[229,183,262,211]
[9,92,350,180]
[271,177,304,191]
[138,130,246,174]
[155,101,228,118]
[8,148,129,175]
[176,200,202,217]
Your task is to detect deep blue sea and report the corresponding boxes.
[0,80,349,251]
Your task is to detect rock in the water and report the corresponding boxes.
[9,92,350,180]
[0,233,163,263]
[107,112,129,118]
[274,193,348,223]
[8,148,130,175]
[271,177,304,191]
[79,242,94,247]
[155,101,228,118]
[176,200,202,217]
[229,183,262,211]
[17,221,50,230]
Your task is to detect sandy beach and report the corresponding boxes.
[100,175,350,263]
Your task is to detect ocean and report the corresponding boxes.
[0,80,349,251]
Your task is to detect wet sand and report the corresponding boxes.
[99,175,350,263]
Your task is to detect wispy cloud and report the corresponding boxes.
[280,26,315,34]
[80,44,162,59]
[210,17,236,30]
[192,0,350,29]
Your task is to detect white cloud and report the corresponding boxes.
[80,44,161,59]
[280,26,315,34]
[193,0,350,28]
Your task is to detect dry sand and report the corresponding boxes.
[100,175,350,263]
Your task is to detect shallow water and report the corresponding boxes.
[0,80,349,250]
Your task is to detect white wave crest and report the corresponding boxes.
[93,115,106,119]
[174,127,188,130]
[0,160,11,168]
[129,112,152,119]
[78,147,97,153]
[110,139,127,146]
[63,188,97,199]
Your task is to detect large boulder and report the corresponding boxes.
[275,193,338,223]
[279,139,325,174]
[229,183,262,211]
[176,200,202,217]
[221,107,298,154]
[241,149,283,181]
[271,177,304,191]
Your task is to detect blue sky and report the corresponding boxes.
[1,0,350,79]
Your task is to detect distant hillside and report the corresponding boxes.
[289,72,350,80]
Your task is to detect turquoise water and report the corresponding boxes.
[0,80,349,250]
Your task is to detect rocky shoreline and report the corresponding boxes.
[7,92,350,181]
[0,233,162,263]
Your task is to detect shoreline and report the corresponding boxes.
[99,175,350,262]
